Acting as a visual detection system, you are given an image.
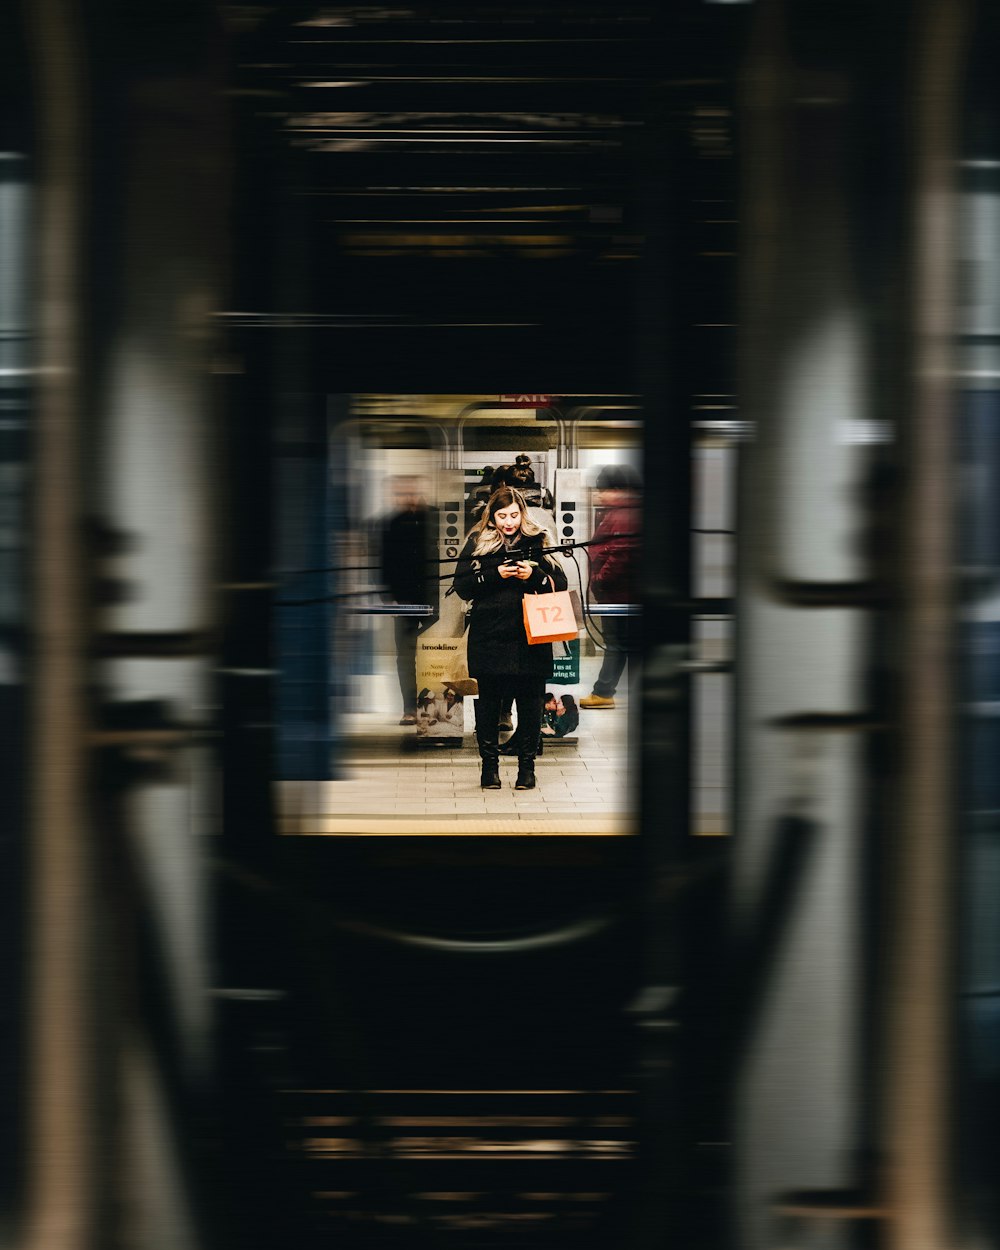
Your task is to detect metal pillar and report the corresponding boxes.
[953,5,1000,1243]
[882,3,968,1248]
[20,2,92,1245]
[20,3,226,1247]
[0,136,32,1229]
[89,38,225,1247]
[732,3,886,1246]
[733,4,973,1249]
[624,74,696,1248]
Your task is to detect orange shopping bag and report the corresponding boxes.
[522,579,579,644]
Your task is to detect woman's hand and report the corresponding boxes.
[499,561,533,580]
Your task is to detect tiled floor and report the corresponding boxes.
[280,657,635,834]
[277,655,727,836]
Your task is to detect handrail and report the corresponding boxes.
[332,913,617,954]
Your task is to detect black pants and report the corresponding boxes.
[475,675,544,757]
[593,615,637,698]
[393,617,421,713]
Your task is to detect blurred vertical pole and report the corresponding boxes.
[218,92,282,876]
[272,169,333,784]
[22,1,229,1246]
[883,2,967,1247]
[81,5,227,1245]
[732,1,887,1245]
[629,60,694,1245]
[954,4,1000,1244]
[214,77,301,1250]
[0,125,31,1246]
[20,0,92,1246]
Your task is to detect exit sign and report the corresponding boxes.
[498,394,555,406]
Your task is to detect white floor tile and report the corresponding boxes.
[279,656,727,833]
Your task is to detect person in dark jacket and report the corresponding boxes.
[380,477,438,724]
[580,464,641,709]
[453,485,567,790]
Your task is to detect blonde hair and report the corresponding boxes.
[471,486,555,565]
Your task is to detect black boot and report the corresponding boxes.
[502,731,542,758]
[514,757,536,790]
[478,730,502,789]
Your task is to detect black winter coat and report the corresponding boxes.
[453,531,568,678]
[380,506,438,605]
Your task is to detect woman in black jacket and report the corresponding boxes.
[453,485,567,790]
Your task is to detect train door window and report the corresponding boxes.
[692,423,737,837]
[275,396,737,841]
[277,394,645,836]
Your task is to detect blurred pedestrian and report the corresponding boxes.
[580,465,641,709]
[380,476,438,724]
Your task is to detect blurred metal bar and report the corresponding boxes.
[628,71,696,1247]
[953,7,1000,1240]
[20,2,228,1246]
[732,3,884,1244]
[90,631,214,658]
[767,579,885,608]
[94,14,225,1189]
[586,604,641,616]
[352,604,438,616]
[0,137,31,1222]
[20,1,92,1246]
[272,395,332,780]
[883,3,969,1247]
[333,913,616,953]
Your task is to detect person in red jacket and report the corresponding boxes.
[580,464,641,709]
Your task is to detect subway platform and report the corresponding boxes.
[278,655,727,836]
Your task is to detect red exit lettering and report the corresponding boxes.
[498,394,555,406]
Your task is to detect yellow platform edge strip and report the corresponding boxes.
[279,818,632,836]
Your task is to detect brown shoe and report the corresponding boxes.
[579,693,615,709]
